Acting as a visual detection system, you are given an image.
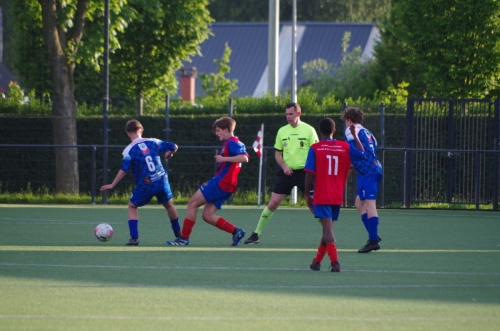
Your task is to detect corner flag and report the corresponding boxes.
[252,125,264,157]
[253,124,264,206]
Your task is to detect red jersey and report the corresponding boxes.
[304,139,350,205]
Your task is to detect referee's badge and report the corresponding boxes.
[284,142,288,147]
[300,141,304,147]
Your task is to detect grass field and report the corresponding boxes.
[0,204,499,331]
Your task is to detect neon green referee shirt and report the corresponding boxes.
[274,122,319,170]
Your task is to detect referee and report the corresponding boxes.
[244,102,319,244]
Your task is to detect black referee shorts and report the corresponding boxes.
[272,169,306,195]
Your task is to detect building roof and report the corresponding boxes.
[181,22,379,98]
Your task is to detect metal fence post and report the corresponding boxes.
[446,99,455,204]
[493,99,499,211]
[474,150,480,210]
[404,99,415,208]
[91,146,97,204]
[379,103,385,208]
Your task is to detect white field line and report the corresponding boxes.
[1,245,499,253]
[1,262,500,277]
[0,314,499,322]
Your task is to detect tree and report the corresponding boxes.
[110,0,212,115]
[208,0,390,24]
[301,32,377,102]
[375,0,500,98]
[14,0,211,193]
[199,42,238,100]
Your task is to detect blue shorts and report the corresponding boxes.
[200,178,232,210]
[356,173,382,200]
[130,179,173,207]
[313,205,341,221]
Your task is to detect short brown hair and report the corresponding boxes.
[285,102,301,113]
[341,107,364,124]
[125,119,143,133]
[212,117,236,133]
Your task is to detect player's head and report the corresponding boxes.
[285,102,301,114]
[319,118,336,137]
[341,107,364,124]
[212,117,236,134]
[285,102,301,127]
[125,119,143,134]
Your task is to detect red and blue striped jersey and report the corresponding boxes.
[214,136,249,193]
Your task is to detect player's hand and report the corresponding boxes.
[283,165,293,176]
[100,184,113,191]
[165,151,174,159]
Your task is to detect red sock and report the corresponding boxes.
[215,217,237,234]
[326,243,338,263]
[181,219,195,239]
[313,244,327,264]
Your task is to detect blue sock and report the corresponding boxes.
[170,217,180,233]
[366,216,379,241]
[128,220,139,239]
[361,213,369,232]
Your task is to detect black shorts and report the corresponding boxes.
[272,169,306,195]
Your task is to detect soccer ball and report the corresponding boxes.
[94,223,114,242]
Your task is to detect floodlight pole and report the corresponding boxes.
[102,0,110,204]
[268,0,279,96]
[291,0,298,204]
[291,0,297,103]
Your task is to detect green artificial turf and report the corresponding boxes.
[0,205,499,331]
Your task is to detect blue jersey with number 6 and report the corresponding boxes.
[121,137,176,189]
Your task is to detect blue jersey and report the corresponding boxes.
[121,137,176,188]
[345,124,382,176]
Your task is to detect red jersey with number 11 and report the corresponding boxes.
[304,139,350,205]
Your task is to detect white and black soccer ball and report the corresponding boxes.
[94,223,114,242]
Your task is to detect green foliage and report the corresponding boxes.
[376,0,500,98]
[299,32,405,107]
[199,42,238,101]
[208,0,391,24]
[7,82,24,105]
[12,0,51,97]
[110,0,213,114]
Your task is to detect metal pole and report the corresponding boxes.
[291,0,297,103]
[164,95,171,141]
[228,97,233,117]
[379,103,385,208]
[290,0,298,204]
[101,0,110,204]
[268,0,279,96]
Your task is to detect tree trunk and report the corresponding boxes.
[40,0,80,194]
[136,90,143,115]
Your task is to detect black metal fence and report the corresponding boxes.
[405,98,499,210]
[0,98,499,210]
[0,143,498,210]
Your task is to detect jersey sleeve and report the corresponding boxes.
[273,127,284,151]
[304,147,316,173]
[228,139,248,157]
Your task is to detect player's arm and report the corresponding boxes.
[100,170,127,191]
[304,171,315,214]
[349,124,364,151]
[164,143,178,160]
[274,150,292,175]
[214,153,249,164]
